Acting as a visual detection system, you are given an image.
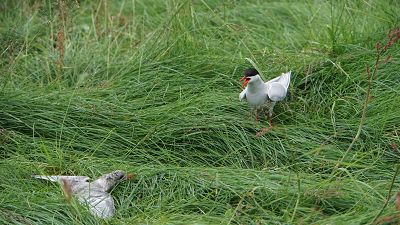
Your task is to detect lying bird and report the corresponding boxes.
[33,170,128,218]
[239,68,291,127]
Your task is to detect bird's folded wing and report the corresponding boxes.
[264,76,281,86]
[266,83,287,101]
[239,87,247,101]
[278,71,291,90]
[265,71,291,91]
[32,175,90,183]
[78,191,116,218]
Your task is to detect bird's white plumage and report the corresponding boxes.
[33,171,125,218]
[265,71,291,101]
[240,71,291,119]
[78,188,115,218]
[239,87,247,101]
[32,175,90,183]
[240,71,291,107]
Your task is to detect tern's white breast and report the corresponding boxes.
[246,83,268,107]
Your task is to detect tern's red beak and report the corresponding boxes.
[240,76,250,89]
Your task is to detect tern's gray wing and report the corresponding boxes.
[77,189,116,218]
[33,175,91,194]
[265,71,291,91]
[278,71,291,90]
[32,175,90,183]
[264,75,281,86]
[266,83,287,102]
[265,71,291,102]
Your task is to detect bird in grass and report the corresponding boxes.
[33,170,129,218]
[239,68,291,127]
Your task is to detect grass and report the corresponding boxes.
[0,0,399,224]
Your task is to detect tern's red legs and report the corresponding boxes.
[256,102,277,137]
[255,109,259,123]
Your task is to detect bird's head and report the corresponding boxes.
[92,170,134,192]
[99,170,126,191]
[109,170,126,181]
[240,68,260,88]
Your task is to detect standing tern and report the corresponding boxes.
[33,170,129,218]
[239,68,291,127]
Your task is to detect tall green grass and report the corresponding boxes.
[1,0,399,224]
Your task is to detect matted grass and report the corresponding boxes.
[1,0,399,224]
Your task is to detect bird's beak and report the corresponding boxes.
[123,173,134,181]
[240,76,250,89]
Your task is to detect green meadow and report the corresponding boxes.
[1,0,399,224]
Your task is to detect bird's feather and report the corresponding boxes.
[265,71,291,102]
[239,87,247,101]
[33,171,125,218]
[78,189,116,218]
[265,71,291,91]
[32,175,90,183]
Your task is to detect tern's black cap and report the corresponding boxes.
[244,68,259,77]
